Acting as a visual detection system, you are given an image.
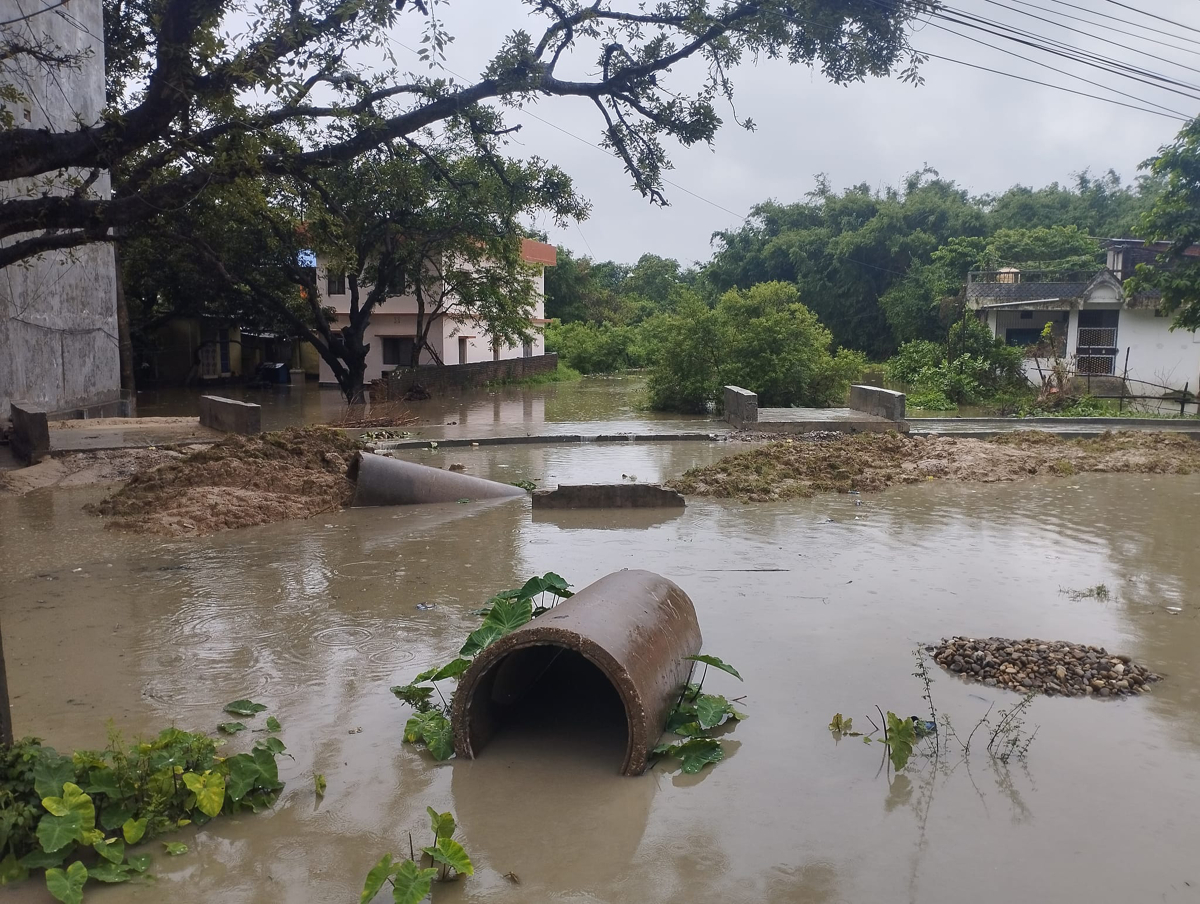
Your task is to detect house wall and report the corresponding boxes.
[316,262,549,384]
[1117,309,1200,391]
[0,0,120,420]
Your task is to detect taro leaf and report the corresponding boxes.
[431,658,471,681]
[163,841,188,856]
[223,699,268,717]
[314,774,326,798]
[390,684,435,710]
[459,622,506,657]
[251,746,283,789]
[82,767,121,798]
[359,853,393,904]
[517,575,550,599]
[484,596,533,633]
[694,694,731,730]
[226,753,262,802]
[121,817,147,845]
[33,751,75,799]
[182,771,225,817]
[422,837,474,876]
[39,783,97,852]
[423,715,455,762]
[885,712,917,772]
[404,714,429,744]
[729,708,748,721]
[19,847,68,870]
[413,667,439,683]
[255,736,287,756]
[662,738,725,774]
[390,859,438,904]
[86,860,132,883]
[100,804,133,832]
[540,572,572,596]
[666,703,698,733]
[93,838,124,865]
[426,806,456,840]
[684,655,743,681]
[266,716,282,732]
[0,851,29,885]
[828,713,850,733]
[125,854,151,873]
[218,722,248,735]
[44,860,87,904]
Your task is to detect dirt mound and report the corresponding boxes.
[86,427,363,537]
[668,430,1200,501]
[932,636,1161,698]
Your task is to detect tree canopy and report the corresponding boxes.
[1,0,935,270]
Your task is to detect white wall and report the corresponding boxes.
[1118,309,1200,392]
[0,0,119,419]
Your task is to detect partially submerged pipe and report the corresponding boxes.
[452,570,702,776]
[351,452,526,507]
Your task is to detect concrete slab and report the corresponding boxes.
[909,417,1200,439]
[755,407,908,435]
[48,418,224,453]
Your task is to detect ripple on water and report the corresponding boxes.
[313,625,374,647]
[333,560,404,579]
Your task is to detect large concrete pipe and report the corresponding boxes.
[351,452,527,506]
[451,570,703,776]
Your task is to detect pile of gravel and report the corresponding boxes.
[932,636,1162,698]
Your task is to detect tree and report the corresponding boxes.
[646,281,864,411]
[1129,118,1200,331]
[129,125,584,402]
[1,0,934,271]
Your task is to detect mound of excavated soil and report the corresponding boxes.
[668,430,1200,501]
[932,636,1161,698]
[85,427,363,537]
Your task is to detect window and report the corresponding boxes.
[1019,311,1033,320]
[381,337,415,367]
[1005,328,1043,347]
[522,341,533,358]
[458,337,469,364]
[327,272,346,295]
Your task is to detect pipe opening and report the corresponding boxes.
[464,645,629,766]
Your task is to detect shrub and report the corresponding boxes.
[544,321,650,373]
[645,282,865,412]
[886,340,946,386]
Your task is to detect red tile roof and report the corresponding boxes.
[521,239,557,266]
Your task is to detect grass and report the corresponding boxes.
[486,363,582,387]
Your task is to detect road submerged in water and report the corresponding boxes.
[2,418,1200,903]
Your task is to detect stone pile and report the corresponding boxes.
[931,636,1161,698]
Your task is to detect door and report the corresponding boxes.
[459,337,469,364]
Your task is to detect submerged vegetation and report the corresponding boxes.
[0,704,285,902]
[361,807,473,904]
[669,431,1200,501]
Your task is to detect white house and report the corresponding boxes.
[966,240,1200,400]
[316,238,556,386]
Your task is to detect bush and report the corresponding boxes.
[645,282,865,412]
[544,321,650,373]
[885,340,946,386]
[886,318,1027,405]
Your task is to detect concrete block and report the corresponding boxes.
[9,401,50,464]
[849,385,906,421]
[532,484,685,509]
[723,386,759,426]
[199,395,261,434]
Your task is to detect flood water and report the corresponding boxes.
[3,442,1200,903]
[136,374,719,437]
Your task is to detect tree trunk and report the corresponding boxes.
[0,617,13,746]
[113,245,138,415]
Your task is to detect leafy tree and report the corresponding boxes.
[1129,118,1200,331]
[1,0,935,270]
[646,282,864,412]
[984,170,1159,238]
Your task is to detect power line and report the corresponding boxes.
[0,0,69,28]
[1018,0,1200,53]
[1101,0,1200,38]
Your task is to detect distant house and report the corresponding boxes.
[315,238,557,386]
[966,240,1200,395]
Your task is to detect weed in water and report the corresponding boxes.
[361,807,473,904]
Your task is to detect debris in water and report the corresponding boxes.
[416,603,436,611]
[933,636,1162,698]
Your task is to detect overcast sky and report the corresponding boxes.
[386,0,1200,265]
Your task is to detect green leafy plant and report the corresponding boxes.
[361,807,473,904]
[391,574,573,762]
[0,718,286,901]
[653,654,747,774]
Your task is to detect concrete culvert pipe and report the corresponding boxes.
[351,452,527,506]
[451,569,703,776]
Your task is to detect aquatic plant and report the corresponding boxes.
[831,649,1038,772]
[653,654,747,774]
[0,703,285,902]
[361,807,473,904]
[390,573,574,761]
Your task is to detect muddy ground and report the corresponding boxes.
[668,430,1200,501]
[83,427,362,537]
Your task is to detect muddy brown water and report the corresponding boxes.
[2,441,1200,903]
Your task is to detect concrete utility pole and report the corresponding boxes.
[0,617,12,745]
